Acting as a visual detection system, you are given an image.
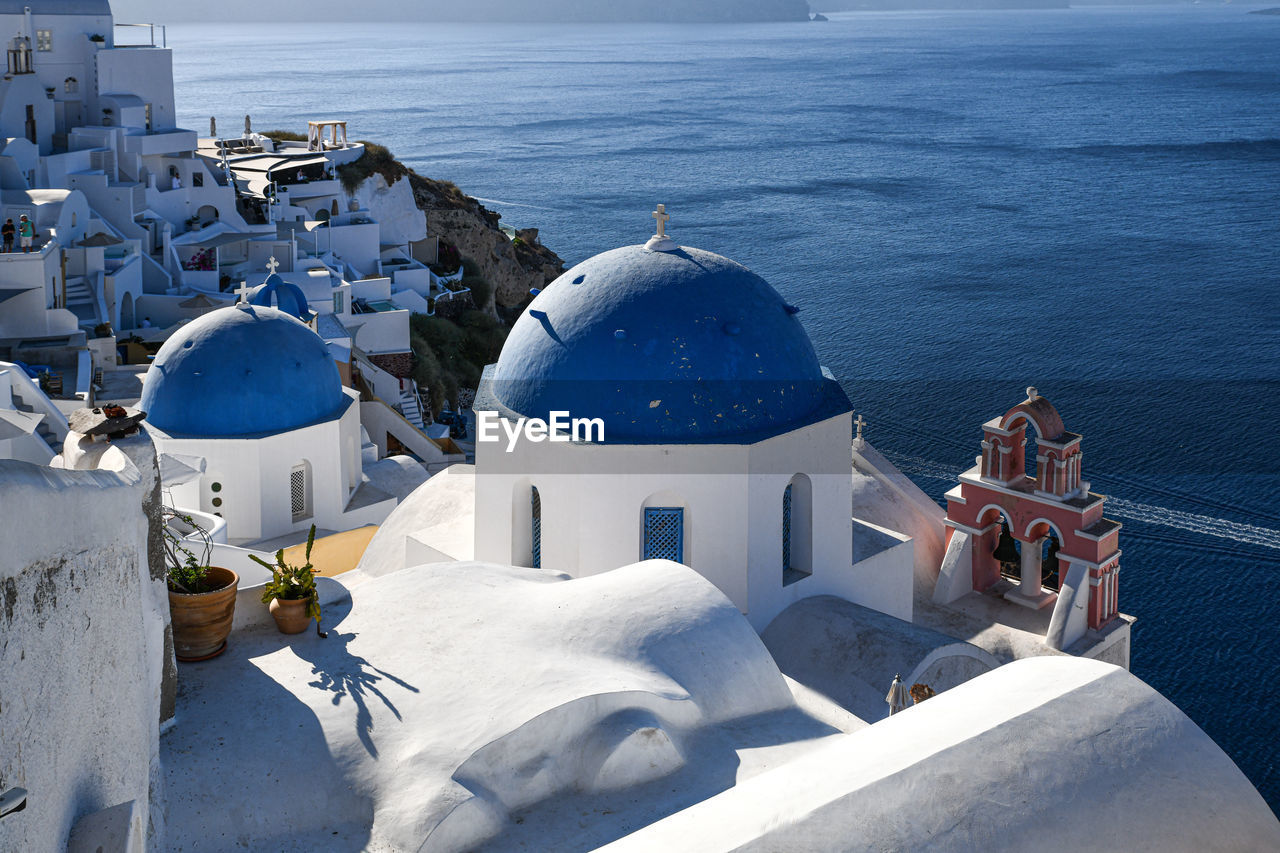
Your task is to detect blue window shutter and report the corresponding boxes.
[644,507,684,563]
[531,486,542,569]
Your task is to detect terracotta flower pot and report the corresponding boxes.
[269,597,312,635]
[169,567,238,662]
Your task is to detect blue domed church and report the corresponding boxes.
[472,224,913,629]
[141,303,394,544]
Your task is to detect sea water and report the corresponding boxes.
[169,5,1280,806]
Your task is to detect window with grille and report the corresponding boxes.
[783,475,812,585]
[782,484,793,571]
[36,30,52,52]
[530,486,542,569]
[644,508,684,563]
[290,464,310,521]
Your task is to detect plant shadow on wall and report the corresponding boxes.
[288,601,422,759]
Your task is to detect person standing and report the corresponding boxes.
[1,218,14,253]
[18,215,34,253]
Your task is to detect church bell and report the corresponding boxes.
[992,524,1020,564]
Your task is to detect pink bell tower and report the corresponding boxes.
[942,388,1122,639]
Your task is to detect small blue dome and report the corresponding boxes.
[141,305,344,436]
[249,273,312,322]
[484,244,848,443]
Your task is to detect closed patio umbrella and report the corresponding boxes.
[178,293,221,309]
[886,673,910,716]
[79,232,123,247]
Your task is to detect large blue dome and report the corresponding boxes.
[482,244,849,443]
[141,305,344,436]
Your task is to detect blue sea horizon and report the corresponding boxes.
[171,5,1280,808]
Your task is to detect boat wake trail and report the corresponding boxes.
[878,450,963,483]
[877,450,1280,552]
[1106,499,1280,552]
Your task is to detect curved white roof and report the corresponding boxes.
[604,656,1280,852]
[162,560,820,850]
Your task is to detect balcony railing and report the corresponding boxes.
[113,23,167,49]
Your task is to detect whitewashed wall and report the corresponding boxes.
[151,391,386,545]
[0,440,167,851]
[473,411,912,629]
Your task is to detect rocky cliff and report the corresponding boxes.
[337,143,567,411]
[407,174,565,311]
[338,142,566,313]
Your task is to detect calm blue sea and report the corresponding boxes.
[169,6,1280,808]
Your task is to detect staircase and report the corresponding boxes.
[63,275,99,326]
[397,386,426,431]
[3,366,70,455]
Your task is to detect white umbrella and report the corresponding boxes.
[886,673,910,716]
[158,452,207,486]
[0,407,43,440]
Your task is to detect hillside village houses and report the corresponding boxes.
[1,2,1278,852]
[0,0,469,466]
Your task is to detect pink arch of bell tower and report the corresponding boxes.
[998,395,1066,441]
[975,503,1015,529]
[1023,516,1066,542]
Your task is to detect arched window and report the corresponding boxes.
[64,77,77,94]
[783,474,812,584]
[530,486,542,569]
[782,484,793,570]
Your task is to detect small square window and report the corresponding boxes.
[191,172,203,187]
[36,30,52,52]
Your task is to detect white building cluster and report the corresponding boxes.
[0,0,468,454]
[0,0,478,549]
[0,3,1276,852]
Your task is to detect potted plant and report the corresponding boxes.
[163,508,238,661]
[250,525,323,635]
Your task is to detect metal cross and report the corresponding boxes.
[265,256,280,274]
[234,280,255,304]
[854,414,866,441]
[652,204,670,238]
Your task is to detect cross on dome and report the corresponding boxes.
[265,256,280,274]
[652,204,670,238]
[233,280,255,305]
[645,204,677,253]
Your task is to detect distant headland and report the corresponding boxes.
[115,0,814,23]
[817,0,1066,9]
[413,0,816,22]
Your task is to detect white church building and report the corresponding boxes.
[139,298,394,545]
[469,231,912,630]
